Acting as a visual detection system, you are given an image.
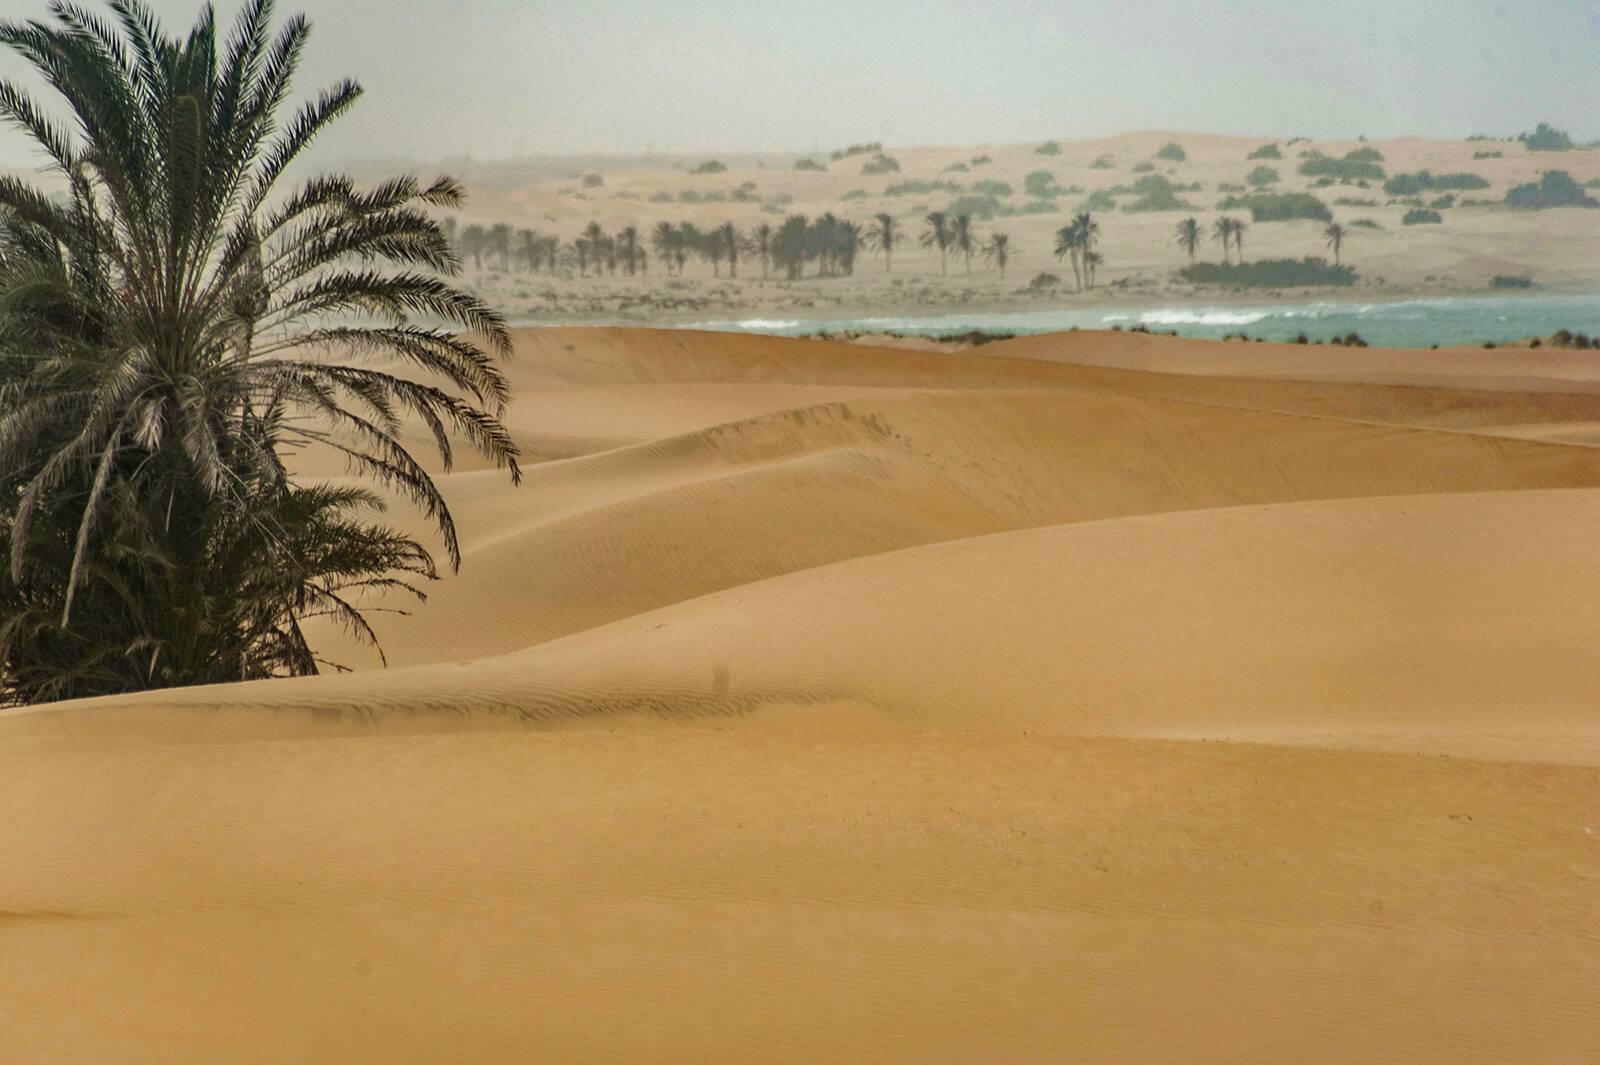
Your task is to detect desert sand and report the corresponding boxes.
[4,326,1600,1063]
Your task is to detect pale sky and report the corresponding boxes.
[1,0,1598,167]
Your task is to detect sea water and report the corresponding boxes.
[681,294,1600,349]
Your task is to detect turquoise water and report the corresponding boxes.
[681,294,1600,349]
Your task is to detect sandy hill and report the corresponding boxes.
[4,327,1600,1064]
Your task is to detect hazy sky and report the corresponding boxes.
[2,0,1598,167]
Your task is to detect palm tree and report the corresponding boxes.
[1174,217,1202,262]
[0,0,518,702]
[1053,222,1084,290]
[813,213,840,276]
[517,229,539,272]
[460,224,487,270]
[951,213,976,274]
[1324,222,1347,265]
[866,212,898,273]
[1075,213,1101,288]
[617,226,641,275]
[651,221,678,275]
[675,223,698,275]
[572,236,592,277]
[983,233,1012,276]
[488,222,513,271]
[581,222,606,276]
[715,222,742,279]
[1212,216,1234,264]
[1232,218,1249,264]
[922,211,952,275]
[751,223,774,279]
[837,220,863,276]
[774,214,810,279]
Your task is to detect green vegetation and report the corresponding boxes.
[861,153,901,175]
[1519,122,1574,152]
[840,189,869,201]
[1246,166,1279,187]
[1132,161,1155,173]
[1121,175,1198,212]
[1023,170,1070,198]
[996,200,1060,217]
[793,158,824,171]
[1082,190,1117,211]
[944,163,970,173]
[1298,150,1385,182]
[1156,142,1187,162]
[1490,275,1533,289]
[945,194,1004,220]
[831,141,882,161]
[1333,197,1378,206]
[1052,213,1103,290]
[1505,171,1599,209]
[1090,155,1114,169]
[886,179,963,197]
[1402,208,1443,225]
[1215,191,1332,223]
[971,180,1014,197]
[1429,194,1456,209]
[582,173,604,188]
[690,160,727,175]
[1473,150,1503,159]
[1248,143,1281,160]
[0,1,519,703]
[971,154,992,166]
[1383,170,1489,195]
[1035,141,1061,156]
[1179,258,1356,288]
[1172,217,1202,262]
[1349,218,1381,229]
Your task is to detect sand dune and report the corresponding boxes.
[5,327,1600,1064]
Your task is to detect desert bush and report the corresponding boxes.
[1473,150,1503,159]
[886,179,963,196]
[830,141,882,161]
[581,173,604,187]
[861,153,901,175]
[945,193,1005,219]
[1402,208,1443,225]
[1132,161,1155,173]
[732,181,760,202]
[840,189,869,201]
[971,154,992,165]
[1334,197,1378,206]
[691,160,727,175]
[649,190,673,203]
[1035,141,1061,155]
[793,158,824,171]
[1215,191,1332,222]
[1122,174,1197,212]
[1024,169,1066,198]
[998,200,1060,216]
[1519,122,1573,152]
[1298,150,1385,182]
[971,179,1014,197]
[1248,143,1281,159]
[1217,182,1246,192]
[1082,189,1118,211]
[1028,271,1061,289]
[1349,218,1382,229]
[1345,146,1385,163]
[1490,274,1533,288]
[944,162,970,173]
[1429,193,1456,209]
[1156,142,1187,161]
[1505,170,1599,209]
[1384,170,1489,195]
[1178,257,1356,287]
[1246,165,1279,187]
[1090,155,1114,169]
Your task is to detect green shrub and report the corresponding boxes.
[1349,218,1381,229]
[830,141,882,161]
[581,173,604,188]
[885,179,962,196]
[1345,146,1385,163]
[691,160,727,175]
[1490,274,1533,289]
[1178,257,1356,287]
[971,154,992,165]
[793,158,824,171]
[1429,193,1456,209]
[998,200,1060,217]
[1132,161,1155,173]
[1090,155,1113,169]
[1217,182,1246,193]
[1519,122,1573,151]
[945,193,1004,219]
[944,162,969,173]
[1248,143,1281,159]
[1333,197,1378,206]
[861,153,901,175]
[649,190,673,203]
[1035,141,1061,156]
[1402,208,1443,225]
[970,179,1014,197]
[1024,169,1066,198]
[840,189,868,201]
[731,181,759,202]
[1028,271,1061,289]
[1473,150,1503,159]
[1156,142,1186,161]
[1298,151,1385,182]
[1505,170,1599,209]
[1246,165,1279,187]
[1082,189,1117,211]
[1215,191,1332,222]
[1121,174,1197,212]
[1384,170,1489,194]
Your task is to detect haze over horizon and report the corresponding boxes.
[1,0,1598,170]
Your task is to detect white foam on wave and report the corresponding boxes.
[1136,309,1269,327]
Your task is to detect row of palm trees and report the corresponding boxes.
[1052,214,1104,289]
[452,212,1021,281]
[1172,217,1353,265]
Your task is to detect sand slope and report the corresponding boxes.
[5,327,1600,1064]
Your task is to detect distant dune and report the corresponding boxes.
[5,326,1600,1064]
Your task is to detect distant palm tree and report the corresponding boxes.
[1075,213,1101,288]
[1232,218,1249,264]
[652,221,678,275]
[488,223,513,271]
[867,212,899,273]
[983,233,1012,276]
[581,222,606,277]
[517,229,538,272]
[618,226,642,275]
[1212,217,1234,264]
[715,222,743,278]
[813,213,841,275]
[1174,217,1202,262]
[922,211,952,275]
[837,220,864,276]
[1324,222,1347,265]
[751,223,775,278]
[775,215,810,279]
[675,223,698,275]
[1054,222,1084,291]
[572,236,592,277]
[460,224,487,270]
[951,213,976,273]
